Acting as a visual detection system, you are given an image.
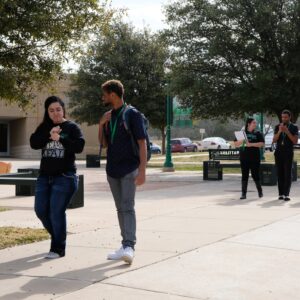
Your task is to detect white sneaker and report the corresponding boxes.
[107,246,125,261]
[107,246,134,264]
[122,247,134,265]
[45,251,60,259]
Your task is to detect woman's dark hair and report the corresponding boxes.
[245,117,255,132]
[42,96,66,124]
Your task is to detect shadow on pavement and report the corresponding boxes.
[0,254,128,300]
[258,200,286,208]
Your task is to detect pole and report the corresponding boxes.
[163,84,174,172]
[260,112,265,161]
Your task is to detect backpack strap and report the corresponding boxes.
[122,105,144,158]
[122,105,137,133]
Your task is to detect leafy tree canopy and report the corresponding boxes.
[69,21,169,132]
[0,0,113,107]
[165,0,300,122]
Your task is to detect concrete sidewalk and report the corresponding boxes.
[0,160,300,299]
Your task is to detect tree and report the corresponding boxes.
[69,21,170,149]
[165,0,300,122]
[0,0,113,107]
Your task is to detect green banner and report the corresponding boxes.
[172,98,192,128]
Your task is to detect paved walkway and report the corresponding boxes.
[0,160,300,299]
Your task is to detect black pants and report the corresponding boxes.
[275,152,293,196]
[240,160,260,182]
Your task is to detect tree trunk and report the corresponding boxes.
[161,127,166,154]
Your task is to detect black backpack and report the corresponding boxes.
[122,105,151,161]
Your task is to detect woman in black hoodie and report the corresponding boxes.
[30,96,85,259]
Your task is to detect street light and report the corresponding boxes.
[259,112,266,161]
[163,58,175,172]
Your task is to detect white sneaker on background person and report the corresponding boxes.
[45,252,60,259]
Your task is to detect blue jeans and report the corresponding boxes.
[34,172,78,256]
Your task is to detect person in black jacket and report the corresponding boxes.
[30,96,85,259]
[234,117,265,200]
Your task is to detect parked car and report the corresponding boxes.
[171,138,198,153]
[199,137,231,150]
[295,131,300,149]
[264,127,275,151]
[150,142,162,154]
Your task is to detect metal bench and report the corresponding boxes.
[204,149,297,185]
[203,150,241,180]
[209,149,240,161]
[0,171,84,209]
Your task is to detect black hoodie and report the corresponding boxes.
[30,120,85,176]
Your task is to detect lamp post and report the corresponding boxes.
[163,58,174,172]
[260,112,266,161]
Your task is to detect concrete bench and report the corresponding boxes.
[0,172,84,209]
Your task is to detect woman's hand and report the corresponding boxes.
[234,140,244,147]
[50,126,61,141]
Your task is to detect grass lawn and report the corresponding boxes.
[148,149,300,175]
[0,227,49,250]
[0,207,9,212]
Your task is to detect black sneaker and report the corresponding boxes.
[240,195,246,200]
[284,196,291,201]
[278,195,284,200]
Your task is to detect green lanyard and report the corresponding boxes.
[110,105,125,144]
[241,132,248,151]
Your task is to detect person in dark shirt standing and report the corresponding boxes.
[273,109,298,201]
[30,96,85,259]
[98,80,147,264]
[234,117,265,200]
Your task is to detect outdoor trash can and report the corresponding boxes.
[203,161,223,180]
[260,164,277,186]
[86,155,100,168]
[68,175,84,209]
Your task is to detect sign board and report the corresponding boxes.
[172,98,192,128]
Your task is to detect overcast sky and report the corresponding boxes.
[110,0,169,31]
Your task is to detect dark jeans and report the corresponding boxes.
[34,172,78,256]
[107,169,138,249]
[240,159,260,182]
[275,152,293,196]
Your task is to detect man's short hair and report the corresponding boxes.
[282,109,291,117]
[101,80,124,99]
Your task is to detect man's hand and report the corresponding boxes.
[135,170,146,186]
[280,124,289,133]
[99,111,112,126]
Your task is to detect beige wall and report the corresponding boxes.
[0,77,99,159]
